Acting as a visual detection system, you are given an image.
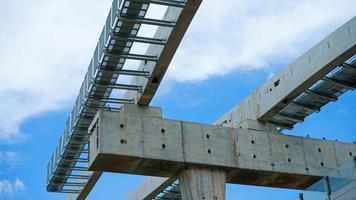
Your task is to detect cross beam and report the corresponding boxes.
[88,109,356,191]
[125,16,356,199]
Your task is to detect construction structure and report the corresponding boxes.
[46,0,356,199]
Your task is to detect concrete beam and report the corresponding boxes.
[125,177,176,199]
[126,177,176,200]
[216,16,356,126]
[124,0,203,105]
[89,110,356,190]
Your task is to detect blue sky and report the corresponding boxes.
[0,0,356,199]
[8,69,356,200]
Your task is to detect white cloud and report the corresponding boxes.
[0,177,25,197]
[0,151,19,167]
[0,151,20,177]
[0,0,112,141]
[0,0,355,142]
[167,0,356,82]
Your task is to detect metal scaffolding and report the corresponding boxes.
[47,0,187,193]
[269,55,356,130]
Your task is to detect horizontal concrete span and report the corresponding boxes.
[124,0,203,105]
[125,177,176,200]
[125,177,171,200]
[217,16,356,126]
[88,110,356,190]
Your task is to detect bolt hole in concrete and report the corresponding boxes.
[253,154,256,159]
[305,167,309,171]
[120,139,127,144]
[271,163,275,167]
[285,144,289,148]
[152,77,159,84]
[288,158,291,162]
[349,152,353,156]
[274,79,280,87]
[162,144,166,149]
[206,134,210,139]
[120,124,124,128]
[320,162,324,167]
[161,128,165,133]
[208,149,211,154]
[318,148,322,152]
[251,140,255,144]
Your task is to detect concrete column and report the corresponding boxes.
[178,167,226,200]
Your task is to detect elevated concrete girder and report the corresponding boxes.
[88,110,356,190]
[124,0,203,105]
[217,16,356,127]
[125,177,176,200]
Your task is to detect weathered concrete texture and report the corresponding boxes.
[125,177,175,200]
[125,177,171,200]
[216,16,356,127]
[88,111,356,190]
[179,167,226,200]
[124,0,203,105]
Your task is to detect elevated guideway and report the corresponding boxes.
[127,16,356,200]
[217,17,356,130]
[47,0,202,196]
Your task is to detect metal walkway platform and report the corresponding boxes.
[269,55,356,130]
[47,0,187,193]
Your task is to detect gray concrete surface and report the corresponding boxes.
[179,167,226,200]
[89,110,356,190]
[216,16,356,127]
[124,0,203,105]
[125,177,176,200]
